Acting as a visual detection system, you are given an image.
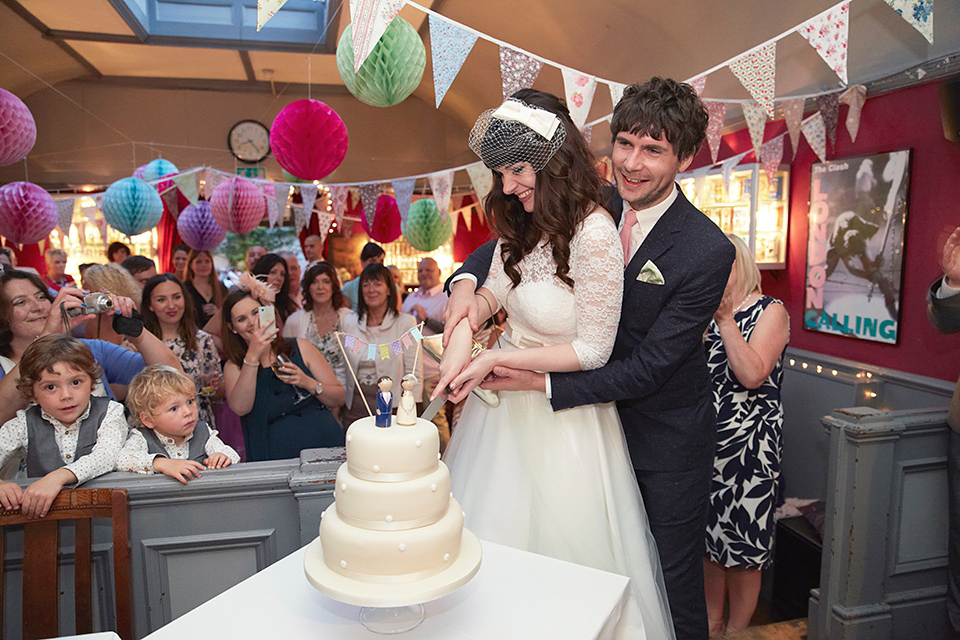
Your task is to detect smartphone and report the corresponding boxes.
[257,305,276,328]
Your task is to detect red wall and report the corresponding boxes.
[690,80,960,383]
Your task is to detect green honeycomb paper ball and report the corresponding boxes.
[336,18,426,108]
[403,198,452,252]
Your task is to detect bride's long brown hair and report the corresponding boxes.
[482,89,604,289]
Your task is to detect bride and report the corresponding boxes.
[439,90,675,640]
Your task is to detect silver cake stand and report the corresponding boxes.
[304,528,482,634]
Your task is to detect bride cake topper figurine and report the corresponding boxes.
[375,376,394,427]
[396,373,418,426]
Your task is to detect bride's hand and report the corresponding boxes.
[447,351,499,403]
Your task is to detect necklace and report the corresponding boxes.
[733,295,753,314]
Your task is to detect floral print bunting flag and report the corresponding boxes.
[392,178,416,224]
[561,68,598,129]
[759,134,785,186]
[500,46,543,99]
[348,0,405,72]
[729,42,777,118]
[742,101,768,155]
[358,184,382,228]
[704,101,727,164]
[884,0,933,44]
[798,1,850,84]
[428,170,453,220]
[816,92,840,148]
[781,98,805,159]
[801,113,828,162]
[839,85,867,142]
[429,14,478,108]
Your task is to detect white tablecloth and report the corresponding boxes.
[143,539,630,639]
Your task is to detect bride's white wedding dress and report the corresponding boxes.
[445,212,675,640]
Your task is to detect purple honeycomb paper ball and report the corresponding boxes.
[177,201,226,251]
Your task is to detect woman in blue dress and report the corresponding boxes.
[703,234,790,637]
[222,287,345,462]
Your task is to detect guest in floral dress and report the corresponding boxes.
[703,234,789,637]
[282,262,350,393]
[141,274,224,430]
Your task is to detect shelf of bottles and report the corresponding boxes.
[678,163,789,270]
[53,196,157,280]
[382,237,455,290]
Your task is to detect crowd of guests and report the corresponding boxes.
[0,236,455,501]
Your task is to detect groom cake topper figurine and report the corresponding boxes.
[375,376,394,428]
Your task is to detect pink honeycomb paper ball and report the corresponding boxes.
[0,182,57,245]
[177,201,226,251]
[0,89,37,167]
[210,177,266,234]
[361,195,402,244]
[270,99,348,181]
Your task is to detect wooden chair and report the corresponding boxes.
[0,488,133,640]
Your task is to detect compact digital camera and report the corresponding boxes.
[65,292,115,318]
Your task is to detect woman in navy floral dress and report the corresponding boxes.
[703,234,790,637]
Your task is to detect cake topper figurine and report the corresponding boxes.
[375,376,394,428]
[396,374,418,426]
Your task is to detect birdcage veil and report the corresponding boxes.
[468,98,566,172]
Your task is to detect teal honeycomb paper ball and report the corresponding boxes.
[336,18,426,108]
[102,177,164,236]
[403,199,451,252]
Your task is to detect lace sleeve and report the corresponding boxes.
[569,212,623,370]
[484,239,507,312]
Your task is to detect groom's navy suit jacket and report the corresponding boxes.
[456,184,734,473]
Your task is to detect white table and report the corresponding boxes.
[143,540,630,640]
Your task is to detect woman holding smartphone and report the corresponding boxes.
[221,287,345,462]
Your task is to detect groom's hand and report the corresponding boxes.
[482,366,545,393]
[442,280,479,347]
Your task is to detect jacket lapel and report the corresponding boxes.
[623,185,691,297]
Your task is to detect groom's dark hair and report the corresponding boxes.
[611,77,708,162]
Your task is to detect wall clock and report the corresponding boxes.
[228,120,271,163]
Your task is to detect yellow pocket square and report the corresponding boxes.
[637,260,665,285]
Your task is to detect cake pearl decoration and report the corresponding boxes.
[431,484,438,492]
[341,483,346,491]
[346,434,352,441]
[444,553,450,562]
[415,440,422,447]
[438,453,442,460]
[373,465,380,473]
[385,515,393,523]
[340,560,347,568]
[399,543,406,551]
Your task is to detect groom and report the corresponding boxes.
[444,77,734,640]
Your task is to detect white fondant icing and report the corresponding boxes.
[334,464,451,529]
[346,417,439,480]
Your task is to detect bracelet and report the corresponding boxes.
[242,359,259,367]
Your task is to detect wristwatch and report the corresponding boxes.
[314,381,323,396]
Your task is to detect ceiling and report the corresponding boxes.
[1,0,958,191]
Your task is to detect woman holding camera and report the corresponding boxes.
[81,263,143,350]
[222,286,345,462]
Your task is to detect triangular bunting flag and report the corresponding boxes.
[293,203,307,235]
[742,101,769,154]
[499,46,543,99]
[689,75,707,97]
[798,1,850,84]
[608,81,627,109]
[839,85,867,142]
[55,198,74,235]
[172,171,200,205]
[704,101,727,164]
[204,169,224,198]
[729,42,777,118]
[759,134,785,186]
[257,0,287,30]
[466,162,493,205]
[582,125,592,145]
[463,206,473,232]
[274,185,289,227]
[816,92,840,148]
[358,184,382,228]
[316,212,335,246]
[721,151,749,196]
[429,14,478,108]
[392,178,416,224]
[348,0,405,72]
[561,69,598,129]
[329,185,349,225]
[692,167,711,205]
[160,189,180,219]
[781,98,805,159]
[300,184,319,226]
[884,0,933,43]
[801,113,828,162]
[428,171,454,219]
[450,207,459,237]
[265,183,279,229]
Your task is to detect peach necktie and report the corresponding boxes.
[620,209,638,265]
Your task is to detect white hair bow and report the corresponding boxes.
[492,100,561,140]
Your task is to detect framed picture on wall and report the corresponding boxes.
[803,149,911,344]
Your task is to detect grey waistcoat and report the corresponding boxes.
[25,395,112,478]
[141,420,211,463]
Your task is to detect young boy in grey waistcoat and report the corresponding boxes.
[0,335,128,518]
[118,365,238,484]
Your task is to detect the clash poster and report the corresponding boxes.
[804,150,911,344]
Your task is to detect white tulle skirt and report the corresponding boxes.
[445,388,676,640]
